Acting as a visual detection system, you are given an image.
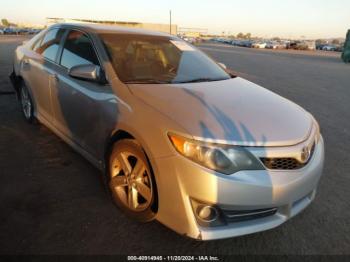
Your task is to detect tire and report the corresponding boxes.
[19,82,35,123]
[107,139,158,222]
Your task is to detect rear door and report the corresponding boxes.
[23,28,66,123]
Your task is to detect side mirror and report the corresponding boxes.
[69,64,107,84]
[218,62,227,70]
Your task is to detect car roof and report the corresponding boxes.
[51,23,173,37]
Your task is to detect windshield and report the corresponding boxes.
[100,33,231,84]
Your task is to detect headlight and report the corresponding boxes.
[314,121,321,143]
[311,115,321,143]
[168,133,265,175]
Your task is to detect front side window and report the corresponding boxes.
[36,28,65,61]
[60,30,99,70]
[100,34,230,84]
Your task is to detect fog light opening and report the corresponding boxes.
[197,205,219,222]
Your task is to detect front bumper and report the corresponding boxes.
[153,136,325,240]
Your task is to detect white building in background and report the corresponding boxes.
[46,18,178,35]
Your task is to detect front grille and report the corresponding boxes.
[260,157,306,170]
[222,208,278,223]
[260,143,316,170]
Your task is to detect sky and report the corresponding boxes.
[0,0,349,39]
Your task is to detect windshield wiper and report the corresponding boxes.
[173,78,228,84]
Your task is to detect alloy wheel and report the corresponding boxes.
[20,87,32,120]
[109,151,153,212]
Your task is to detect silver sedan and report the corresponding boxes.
[11,23,324,240]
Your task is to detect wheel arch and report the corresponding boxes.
[11,73,38,119]
[9,70,23,100]
[104,129,135,164]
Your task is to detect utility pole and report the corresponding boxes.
[170,10,172,35]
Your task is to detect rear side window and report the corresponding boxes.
[36,28,65,61]
[32,37,43,52]
[60,30,99,70]
[31,30,46,52]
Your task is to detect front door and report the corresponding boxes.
[51,29,114,158]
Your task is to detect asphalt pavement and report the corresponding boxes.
[0,37,349,255]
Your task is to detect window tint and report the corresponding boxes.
[60,30,99,69]
[36,28,65,61]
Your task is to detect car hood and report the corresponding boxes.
[128,78,313,147]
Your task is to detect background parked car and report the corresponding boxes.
[3,28,15,34]
[181,36,194,44]
[0,29,4,35]
[287,40,315,50]
[252,42,267,49]
[322,45,336,51]
[335,46,344,52]
[238,40,253,48]
[266,41,277,49]
[316,43,327,50]
[230,39,240,46]
[266,41,285,49]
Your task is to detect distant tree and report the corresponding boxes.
[272,37,281,41]
[316,39,327,45]
[245,33,252,39]
[237,32,244,39]
[1,18,9,27]
[332,39,340,45]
